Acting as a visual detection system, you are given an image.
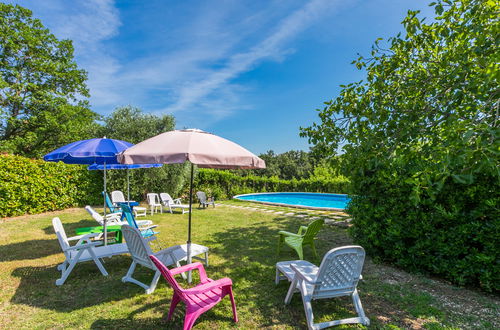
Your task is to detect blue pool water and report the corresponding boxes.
[234,192,350,210]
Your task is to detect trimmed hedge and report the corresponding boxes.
[194,168,349,199]
[348,167,500,292]
[0,154,101,217]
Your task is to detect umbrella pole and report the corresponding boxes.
[103,162,107,246]
[187,162,194,283]
[127,168,130,204]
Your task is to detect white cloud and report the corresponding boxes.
[162,0,341,115]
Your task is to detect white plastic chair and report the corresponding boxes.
[85,205,153,227]
[121,225,209,294]
[147,193,162,215]
[52,217,128,286]
[196,191,215,208]
[111,190,147,217]
[276,246,369,329]
[160,193,190,214]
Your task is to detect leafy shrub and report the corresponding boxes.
[194,168,349,200]
[301,1,499,291]
[0,154,101,217]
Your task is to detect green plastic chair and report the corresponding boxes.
[277,219,324,260]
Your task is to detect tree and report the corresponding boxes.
[0,3,98,157]
[301,0,499,291]
[98,106,190,199]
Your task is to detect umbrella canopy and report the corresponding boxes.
[44,137,134,245]
[118,129,265,169]
[118,129,265,279]
[44,138,133,164]
[88,163,163,202]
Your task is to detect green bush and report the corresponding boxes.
[194,168,349,199]
[0,154,101,217]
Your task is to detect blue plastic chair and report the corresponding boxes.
[121,204,159,238]
[103,191,120,213]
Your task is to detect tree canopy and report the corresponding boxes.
[301,0,499,291]
[98,106,190,199]
[0,3,98,157]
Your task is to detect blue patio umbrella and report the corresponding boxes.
[44,137,133,244]
[88,163,163,202]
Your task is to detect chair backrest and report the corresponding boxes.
[147,193,159,205]
[303,219,324,243]
[150,255,187,301]
[52,217,70,253]
[122,225,154,267]
[313,245,365,299]
[159,193,173,205]
[120,204,139,229]
[196,191,207,203]
[103,192,118,213]
[111,190,126,204]
[85,205,104,225]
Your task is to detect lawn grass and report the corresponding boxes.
[0,205,498,329]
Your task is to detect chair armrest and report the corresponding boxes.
[136,220,153,226]
[67,232,102,241]
[65,241,103,251]
[170,262,208,282]
[105,212,121,219]
[290,264,321,285]
[278,230,302,238]
[145,235,157,243]
[297,225,308,235]
[173,198,182,204]
[185,278,233,295]
[140,225,158,231]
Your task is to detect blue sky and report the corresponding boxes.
[9,0,434,154]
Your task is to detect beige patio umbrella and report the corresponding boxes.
[118,129,265,273]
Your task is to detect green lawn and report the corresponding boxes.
[0,205,498,329]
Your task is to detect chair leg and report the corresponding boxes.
[184,309,203,330]
[56,249,86,285]
[277,235,283,255]
[310,242,319,260]
[294,245,304,260]
[352,289,370,325]
[167,292,181,321]
[301,294,315,330]
[145,270,161,294]
[88,248,108,276]
[285,275,299,304]
[228,287,238,322]
[122,261,137,282]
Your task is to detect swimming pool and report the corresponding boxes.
[233,192,350,210]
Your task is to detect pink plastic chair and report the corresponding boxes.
[150,255,238,330]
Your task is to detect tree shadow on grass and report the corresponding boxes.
[41,218,96,235]
[0,238,60,262]
[10,255,147,312]
[0,219,107,262]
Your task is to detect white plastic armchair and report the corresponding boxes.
[121,225,209,294]
[85,205,122,226]
[196,191,215,208]
[52,217,128,286]
[276,245,369,329]
[147,193,162,215]
[111,190,147,217]
[159,193,190,214]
